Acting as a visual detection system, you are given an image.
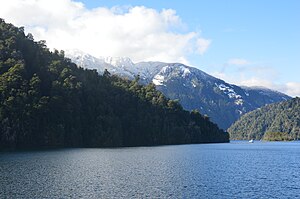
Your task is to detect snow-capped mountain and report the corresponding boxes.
[65,50,291,129]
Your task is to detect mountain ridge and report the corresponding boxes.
[228,97,300,140]
[66,50,291,129]
[0,19,229,149]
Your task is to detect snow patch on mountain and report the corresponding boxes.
[237,110,243,115]
[215,83,244,105]
[101,56,134,68]
[215,83,242,99]
[152,74,165,86]
[65,49,291,129]
[192,82,197,88]
[181,66,191,77]
[235,99,244,106]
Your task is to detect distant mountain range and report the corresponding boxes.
[66,50,291,129]
[228,97,300,140]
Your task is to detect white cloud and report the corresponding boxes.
[0,0,210,64]
[212,72,300,97]
[211,71,227,80]
[240,79,300,97]
[212,59,300,97]
[238,78,275,89]
[228,58,250,66]
[284,82,300,97]
[196,38,211,55]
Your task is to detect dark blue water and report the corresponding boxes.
[1,141,300,198]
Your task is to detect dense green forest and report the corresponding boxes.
[228,97,300,140]
[0,19,228,149]
[262,132,292,141]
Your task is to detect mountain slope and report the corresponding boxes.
[0,19,229,150]
[228,97,300,140]
[66,50,291,129]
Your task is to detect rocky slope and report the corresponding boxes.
[66,50,291,129]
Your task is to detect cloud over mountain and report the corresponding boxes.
[0,0,210,64]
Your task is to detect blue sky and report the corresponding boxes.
[80,0,300,95]
[0,0,299,96]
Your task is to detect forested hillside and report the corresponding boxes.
[67,50,290,130]
[0,19,228,149]
[228,97,300,140]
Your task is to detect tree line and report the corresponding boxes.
[0,19,228,150]
[228,97,300,140]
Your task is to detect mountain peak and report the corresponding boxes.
[66,50,291,129]
[100,56,134,68]
[65,49,134,68]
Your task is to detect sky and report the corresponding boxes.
[0,0,299,96]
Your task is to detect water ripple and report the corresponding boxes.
[1,142,300,198]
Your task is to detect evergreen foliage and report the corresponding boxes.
[228,97,300,140]
[0,19,229,149]
[263,132,292,141]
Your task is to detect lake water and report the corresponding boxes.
[1,141,300,198]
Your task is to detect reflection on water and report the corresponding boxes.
[1,141,300,198]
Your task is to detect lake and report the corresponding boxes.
[1,141,299,198]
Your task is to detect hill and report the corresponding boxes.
[228,97,300,140]
[0,19,229,150]
[66,50,290,130]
